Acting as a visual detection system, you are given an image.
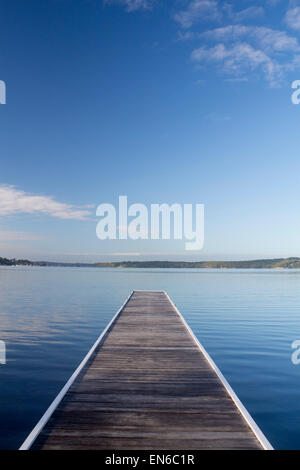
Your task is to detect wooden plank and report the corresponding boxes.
[21,291,272,450]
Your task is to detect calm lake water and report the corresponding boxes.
[0,266,300,449]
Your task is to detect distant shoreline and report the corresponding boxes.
[1,257,300,269]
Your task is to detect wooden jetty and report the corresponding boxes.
[20,291,273,450]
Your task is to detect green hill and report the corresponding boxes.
[2,256,300,269]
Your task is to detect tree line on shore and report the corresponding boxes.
[1,257,300,269]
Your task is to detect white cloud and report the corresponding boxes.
[104,0,300,87]
[285,7,300,30]
[267,0,281,6]
[104,0,152,12]
[203,25,300,52]
[232,6,264,23]
[191,3,264,25]
[191,42,284,86]
[194,24,300,85]
[174,0,220,29]
[0,185,91,220]
[250,26,299,52]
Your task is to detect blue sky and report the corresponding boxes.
[1,0,300,261]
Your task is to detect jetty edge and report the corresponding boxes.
[19,290,273,450]
[19,291,134,451]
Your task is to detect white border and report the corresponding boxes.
[164,291,273,450]
[19,291,134,450]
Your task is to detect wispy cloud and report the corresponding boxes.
[174,0,220,29]
[104,0,300,87]
[191,24,300,86]
[104,0,153,12]
[230,6,264,23]
[174,2,264,29]
[202,25,300,52]
[0,185,91,220]
[285,6,300,30]
[267,0,281,6]
[191,42,287,87]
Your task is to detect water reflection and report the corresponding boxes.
[0,267,300,449]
